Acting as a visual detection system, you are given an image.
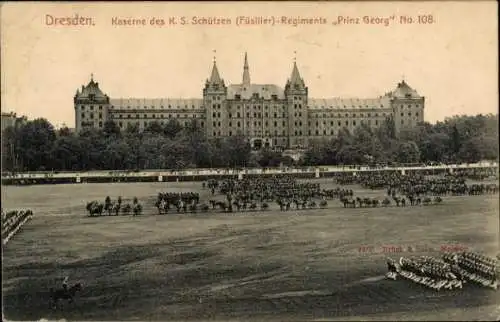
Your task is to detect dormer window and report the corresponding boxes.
[405,94,412,98]
[235,94,241,100]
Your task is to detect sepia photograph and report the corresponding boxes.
[1,1,499,321]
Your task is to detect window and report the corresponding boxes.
[282,121,286,126]
[144,114,147,119]
[229,122,232,127]
[99,113,102,119]
[375,120,378,125]
[90,106,94,110]
[152,114,156,118]
[416,112,419,116]
[408,112,412,116]
[99,121,102,127]
[401,113,404,116]
[338,121,341,126]
[81,112,85,118]
[229,113,232,118]
[315,130,319,135]
[218,122,221,127]
[247,112,250,118]
[237,112,241,118]
[353,121,356,126]
[99,106,102,110]
[274,121,277,127]
[237,121,241,127]
[229,131,232,136]
[127,115,131,119]
[213,121,216,127]
[90,113,94,119]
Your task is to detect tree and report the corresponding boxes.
[18,118,56,171]
[222,134,251,167]
[103,120,121,138]
[396,141,421,164]
[144,121,164,135]
[164,119,183,139]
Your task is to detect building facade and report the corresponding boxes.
[74,53,424,149]
[1,112,27,133]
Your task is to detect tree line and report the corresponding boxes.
[1,114,498,172]
[302,114,499,166]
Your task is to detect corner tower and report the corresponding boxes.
[74,74,110,132]
[387,79,425,134]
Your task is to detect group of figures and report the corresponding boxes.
[340,195,443,208]
[155,192,201,214]
[205,175,333,212]
[85,196,142,217]
[335,171,499,198]
[386,251,498,291]
[1,209,34,245]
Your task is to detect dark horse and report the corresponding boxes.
[49,282,83,309]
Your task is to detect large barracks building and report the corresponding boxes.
[74,53,424,149]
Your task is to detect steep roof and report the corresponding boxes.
[109,98,204,110]
[308,97,392,110]
[388,80,421,98]
[209,61,223,84]
[227,84,285,100]
[287,62,305,87]
[79,78,107,99]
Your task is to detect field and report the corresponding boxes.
[2,179,500,321]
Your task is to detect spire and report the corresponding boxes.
[242,52,250,86]
[289,61,304,87]
[209,61,222,84]
[208,50,223,85]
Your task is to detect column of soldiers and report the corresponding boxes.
[388,251,498,290]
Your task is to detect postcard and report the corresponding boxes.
[1,1,499,321]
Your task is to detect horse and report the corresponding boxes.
[49,282,83,309]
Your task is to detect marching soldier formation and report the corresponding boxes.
[387,251,498,291]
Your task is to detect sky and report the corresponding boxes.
[1,1,498,128]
